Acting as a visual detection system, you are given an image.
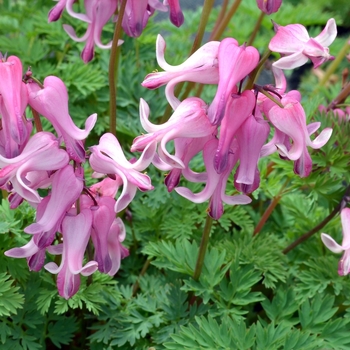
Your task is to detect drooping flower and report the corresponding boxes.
[122,0,168,38]
[266,96,332,177]
[256,0,282,15]
[45,209,98,299]
[24,164,84,235]
[63,0,122,63]
[0,55,30,157]
[234,110,270,193]
[175,139,251,220]
[27,76,97,163]
[0,132,69,203]
[142,35,219,109]
[164,135,214,192]
[208,38,259,125]
[131,98,216,168]
[321,208,350,276]
[89,133,156,212]
[165,0,184,27]
[269,18,337,69]
[214,90,256,174]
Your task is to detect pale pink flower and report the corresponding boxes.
[0,132,69,203]
[321,208,350,276]
[89,133,156,212]
[142,35,219,109]
[269,18,337,69]
[132,98,216,168]
[267,96,332,177]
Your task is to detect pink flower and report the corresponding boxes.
[234,110,270,193]
[132,98,216,168]
[0,132,69,203]
[48,0,68,22]
[27,76,97,163]
[214,90,256,174]
[24,164,83,235]
[175,139,251,220]
[269,18,337,69]
[321,208,350,276]
[89,196,128,275]
[122,0,168,38]
[45,209,98,299]
[166,0,184,27]
[142,35,219,109]
[267,97,332,177]
[164,135,213,192]
[89,133,155,212]
[256,0,282,14]
[63,0,122,63]
[208,38,259,125]
[0,55,29,157]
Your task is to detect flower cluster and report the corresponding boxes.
[48,0,184,62]
[0,55,154,299]
[1,12,338,297]
[138,28,334,219]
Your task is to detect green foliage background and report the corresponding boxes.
[0,0,349,349]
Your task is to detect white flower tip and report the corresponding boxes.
[321,233,344,254]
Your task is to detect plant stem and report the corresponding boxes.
[245,50,272,90]
[282,204,341,254]
[132,258,152,296]
[160,0,216,124]
[255,84,284,108]
[108,0,127,136]
[191,0,216,54]
[254,179,288,235]
[247,11,265,46]
[193,215,213,281]
[283,185,350,254]
[211,0,228,38]
[319,37,350,87]
[210,0,242,40]
[31,107,43,132]
[326,82,350,110]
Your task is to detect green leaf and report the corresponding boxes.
[143,239,198,276]
[0,272,24,316]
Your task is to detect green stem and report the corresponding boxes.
[211,0,228,39]
[193,215,213,281]
[132,258,152,296]
[253,179,289,235]
[247,11,265,46]
[210,0,242,41]
[319,37,350,87]
[283,185,350,254]
[160,0,216,124]
[108,0,127,136]
[191,0,216,55]
[245,50,272,90]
